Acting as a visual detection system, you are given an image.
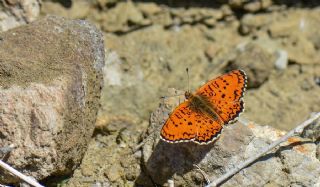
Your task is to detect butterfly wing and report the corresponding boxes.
[195,69,247,124]
[160,101,223,144]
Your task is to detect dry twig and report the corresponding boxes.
[193,164,211,185]
[205,112,320,187]
[168,179,174,187]
[0,184,10,187]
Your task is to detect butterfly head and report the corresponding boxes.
[185,91,193,100]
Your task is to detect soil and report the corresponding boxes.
[39,1,320,186]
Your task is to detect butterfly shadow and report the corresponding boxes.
[135,139,215,186]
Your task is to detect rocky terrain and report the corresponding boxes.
[0,0,319,186]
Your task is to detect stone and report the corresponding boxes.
[228,43,275,88]
[41,1,91,19]
[223,0,273,11]
[301,115,320,141]
[204,44,219,61]
[100,1,150,33]
[240,9,320,64]
[0,16,104,184]
[66,110,144,186]
[244,65,320,130]
[136,2,162,16]
[267,10,320,64]
[0,0,40,31]
[104,165,122,182]
[244,1,262,12]
[137,93,320,186]
[240,14,273,35]
[274,49,288,70]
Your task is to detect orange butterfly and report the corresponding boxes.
[160,70,247,144]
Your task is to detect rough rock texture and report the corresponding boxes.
[137,95,320,186]
[243,65,320,130]
[0,0,40,31]
[39,1,320,186]
[228,43,275,88]
[0,16,104,183]
[302,116,320,141]
[240,9,320,65]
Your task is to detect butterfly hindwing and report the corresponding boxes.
[160,101,223,144]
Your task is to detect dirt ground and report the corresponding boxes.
[39,0,320,186]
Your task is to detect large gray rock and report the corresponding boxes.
[0,16,104,183]
[138,93,320,186]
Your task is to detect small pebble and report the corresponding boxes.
[274,50,288,70]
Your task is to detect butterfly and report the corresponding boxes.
[160,69,247,144]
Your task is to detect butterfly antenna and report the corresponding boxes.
[186,68,190,94]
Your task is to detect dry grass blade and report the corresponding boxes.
[0,160,44,187]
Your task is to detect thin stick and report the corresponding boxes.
[0,160,44,187]
[194,164,211,184]
[0,184,11,187]
[133,138,148,153]
[206,112,320,187]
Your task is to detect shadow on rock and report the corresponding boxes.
[135,139,215,186]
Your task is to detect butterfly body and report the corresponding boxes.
[185,92,221,123]
[160,70,247,144]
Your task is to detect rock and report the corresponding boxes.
[170,8,224,27]
[301,115,320,141]
[204,44,220,61]
[0,16,104,184]
[265,9,320,64]
[137,94,320,186]
[100,1,150,33]
[66,123,143,186]
[274,49,288,70]
[136,2,163,16]
[240,14,273,35]
[240,9,320,64]
[281,35,319,64]
[228,43,275,88]
[222,0,273,12]
[244,65,320,130]
[0,0,40,31]
[104,165,122,182]
[244,1,262,12]
[41,1,91,19]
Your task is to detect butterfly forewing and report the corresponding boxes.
[195,70,247,124]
